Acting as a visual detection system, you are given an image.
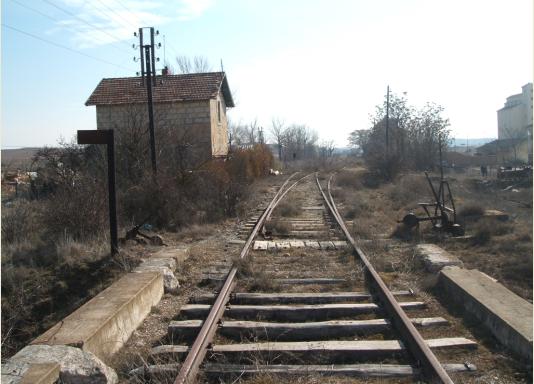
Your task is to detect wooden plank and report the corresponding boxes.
[202,363,477,377]
[192,291,414,305]
[130,362,477,379]
[169,317,449,341]
[179,302,425,321]
[150,338,477,360]
[201,277,349,286]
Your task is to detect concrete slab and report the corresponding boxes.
[305,241,321,249]
[152,246,190,264]
[266,241,277,250]
[332,241,349,249]
[253,241,268,250]
[289,240,306,248]
[439,267,532,361]
[415,244,463,273]
[319,241,336,250]
[31,272,163,362]
[276,241,291,250]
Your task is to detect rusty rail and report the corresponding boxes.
[316,173,454,384]
[174,172,303,384]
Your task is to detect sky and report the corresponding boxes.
[1,0,533,148]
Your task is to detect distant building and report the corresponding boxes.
[497,83,533,140]
[86,72,234,163]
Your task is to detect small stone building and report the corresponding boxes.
[85,72,234,163]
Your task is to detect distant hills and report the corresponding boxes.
[448,138,495,147]
[1,147,41,170]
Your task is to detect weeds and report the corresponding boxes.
[458,204,485,219]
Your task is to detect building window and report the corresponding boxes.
[217,101,221,123]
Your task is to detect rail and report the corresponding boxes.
[315,173,454,384]
[174,172,307,384]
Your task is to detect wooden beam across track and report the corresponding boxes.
[152,337,477,362]
[191,290,414,305]
[178,302,426,321]
[168,317,449,341]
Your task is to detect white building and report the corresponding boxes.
[497,83,533,140]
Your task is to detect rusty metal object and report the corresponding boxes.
[174,173,301,384]
[316,173,454,384]
[401,172,463,236]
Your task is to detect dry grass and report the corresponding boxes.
[264,219,291,235]
[174,223,218,242]
[276,197,302,217]
[235,256,282,292]
[457,203,485,219]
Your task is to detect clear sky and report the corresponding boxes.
[1,0,532,148]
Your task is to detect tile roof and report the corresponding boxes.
[85,72,234,107]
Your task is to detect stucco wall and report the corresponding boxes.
[210,90,229,157]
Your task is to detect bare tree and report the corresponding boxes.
[175,55,212,74]
[246,119,259,145]
[270,117,285,160]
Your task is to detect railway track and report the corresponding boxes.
[132,172,479,383]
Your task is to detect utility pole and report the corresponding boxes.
[134,27,160,175]
[385,85,390,159]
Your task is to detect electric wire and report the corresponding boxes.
[94,0,137,30]
[40,0,131,54]
[2,23,135,72]
[8,0,124,48]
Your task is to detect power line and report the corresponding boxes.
[2,23,135,72]
[8,0,123,48]
[40,0,131,54]
[112,0,142,24]
[94,0,137,30]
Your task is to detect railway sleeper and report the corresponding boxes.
[191,290,414,305]
[149,337,477,364]
[167,317,449,342]
[200,276,351,287]
[130,362,477,381]
[177,302,426,321]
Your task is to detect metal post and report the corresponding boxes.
[386,85,390,158]
[107,131,118,255]
[77,130,118,256]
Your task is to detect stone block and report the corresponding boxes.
[439,267,532,361]
[415,244,463,273]
[2,345,117,384]
[31,273,163,362]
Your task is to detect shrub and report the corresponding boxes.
[1,200,43,245]
[336,171,362,189]
[458,204,485,219]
